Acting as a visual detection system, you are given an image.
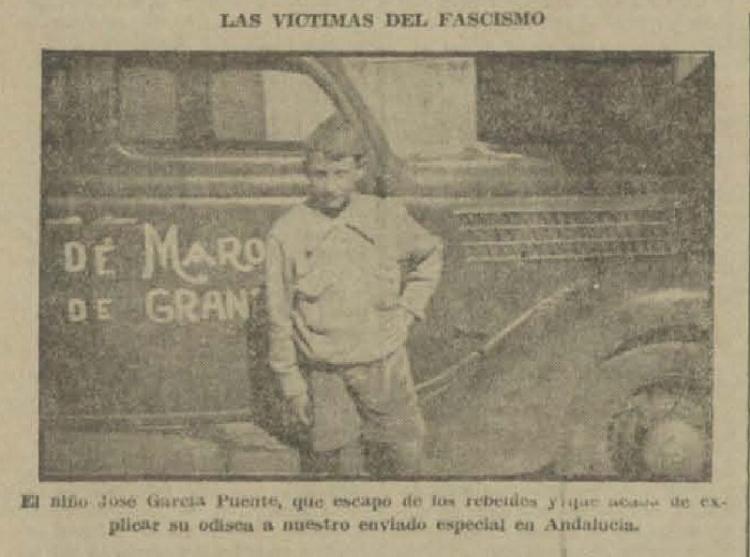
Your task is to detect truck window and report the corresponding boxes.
[120,67,179,140]
[117,59,336,153]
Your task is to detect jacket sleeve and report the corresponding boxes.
[264,234,307,398]
[391,201,444,320]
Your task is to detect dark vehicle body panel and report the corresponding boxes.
[40,52,712,479]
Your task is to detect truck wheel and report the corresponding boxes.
[606,380,710,480]
[555,341,711,479]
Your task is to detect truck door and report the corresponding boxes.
[40,53,355,434]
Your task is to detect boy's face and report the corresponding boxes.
[306,154,362,210]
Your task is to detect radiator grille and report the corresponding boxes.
[455,202,681,263]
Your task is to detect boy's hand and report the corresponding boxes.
[285,393,312,427]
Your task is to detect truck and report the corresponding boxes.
[40,52,712,480]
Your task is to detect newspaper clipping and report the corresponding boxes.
[0,1,747,555]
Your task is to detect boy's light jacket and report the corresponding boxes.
[265,193,443,397]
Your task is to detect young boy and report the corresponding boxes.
[264,114,443,476]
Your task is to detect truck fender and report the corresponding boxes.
[551,288,711,479]
[596,288,711,364]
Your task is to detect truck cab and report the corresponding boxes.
[40,52,712,480]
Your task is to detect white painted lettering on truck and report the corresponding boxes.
[67,298,87,322]
[64,238,117,276]
[95,298,112,320]
[93,238,116,276]
[145,288,251,324]
[216,236,264,271]
[145,289,173,323]
[64,241,87,273]
[142,224,265,284]
[67,297,113,322]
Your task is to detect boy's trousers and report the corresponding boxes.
[303,346,425,469]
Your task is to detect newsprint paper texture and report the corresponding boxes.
[0,0,747,555]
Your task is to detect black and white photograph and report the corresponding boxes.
[39,51,714,481]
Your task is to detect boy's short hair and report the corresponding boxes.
[306,114,367,162]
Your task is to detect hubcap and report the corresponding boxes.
[608,385,709,480]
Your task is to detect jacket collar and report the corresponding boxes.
[339,193,377,244]
[303,193,378,245]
